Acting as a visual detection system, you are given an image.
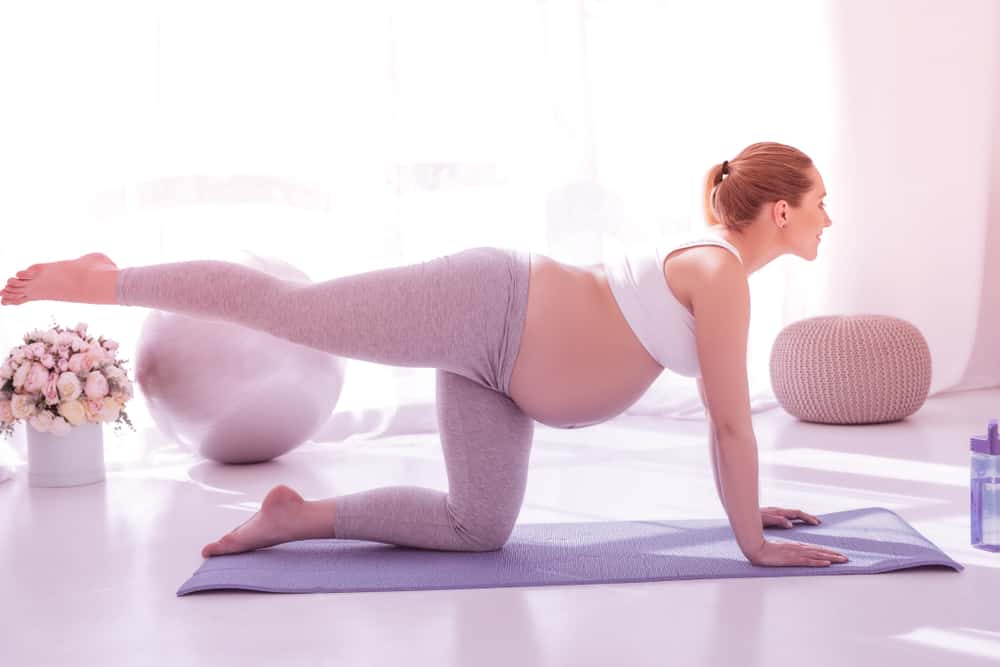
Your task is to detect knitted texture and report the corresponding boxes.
[769,315,932,424]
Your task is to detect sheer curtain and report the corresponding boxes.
[1,1,997,455]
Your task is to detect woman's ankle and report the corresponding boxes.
[301,498,338,540]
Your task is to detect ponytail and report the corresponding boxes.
[702,142,814,233]
[702,162,727,228]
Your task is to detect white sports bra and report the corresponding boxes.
[601,230,744,377]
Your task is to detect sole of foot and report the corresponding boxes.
[201,484,308,558]
[1,253,119,306]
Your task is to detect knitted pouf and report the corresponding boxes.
[769,315,932,425]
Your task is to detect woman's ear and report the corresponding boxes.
[771,200,789,226]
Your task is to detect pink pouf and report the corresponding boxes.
[134,253,346,463]
[769,315,931,425]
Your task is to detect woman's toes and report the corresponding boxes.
[202,538,228,558]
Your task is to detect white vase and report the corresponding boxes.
[26,421,105,487]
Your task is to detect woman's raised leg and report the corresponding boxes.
[4,247,527,393]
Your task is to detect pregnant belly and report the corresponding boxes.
[507,254,663,428]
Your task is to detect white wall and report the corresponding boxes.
[801,0,1000,394]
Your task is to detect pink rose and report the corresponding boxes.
[103,340,119,353]
[84,371,109,399]
[0,399,12,423]
[41,353,56,369]
[68,353,88,374]
[13,362,30,389]
[83,398,103,423]
[23,363,51,394]
[58,360,69,372]
[43,375,59,405]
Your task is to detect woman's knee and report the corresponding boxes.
[447,505,516,552]
[462,529,512,552]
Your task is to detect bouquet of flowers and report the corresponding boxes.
[0,320,136,439]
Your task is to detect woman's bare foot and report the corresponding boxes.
[201,484,335,558]
[1,253,119,306]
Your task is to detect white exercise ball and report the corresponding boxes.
[134,251,346,463]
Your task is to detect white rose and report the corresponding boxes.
[29,410,55,433]
[58,400,87,426]
[0,361,12,381]
[11,393,38,419]
[57,372,83,402]
[99,397,120,422]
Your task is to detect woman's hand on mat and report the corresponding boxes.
[760,506,822,529]
[748,539,849,567]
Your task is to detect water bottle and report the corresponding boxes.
[971,418,1000,551]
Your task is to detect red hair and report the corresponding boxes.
[703,142,815,233]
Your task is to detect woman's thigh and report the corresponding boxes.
[436,368,534,549]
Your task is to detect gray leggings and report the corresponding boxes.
[116,247,534,551]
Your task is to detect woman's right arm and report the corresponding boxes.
[690,253,847,567]
[690,255,765,560]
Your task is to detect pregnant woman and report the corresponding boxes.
[2,141,845,567]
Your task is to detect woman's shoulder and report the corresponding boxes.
[660,234,743,314]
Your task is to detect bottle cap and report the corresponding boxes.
[971,419,999,455]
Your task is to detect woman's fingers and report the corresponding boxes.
[802,547,848,563]
[779,508,822,525]
[795,510,821,524]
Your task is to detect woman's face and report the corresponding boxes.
[789,168,832,259]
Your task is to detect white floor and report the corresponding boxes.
[2,388,998,667]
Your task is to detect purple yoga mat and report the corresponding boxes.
[176,507,963,595]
